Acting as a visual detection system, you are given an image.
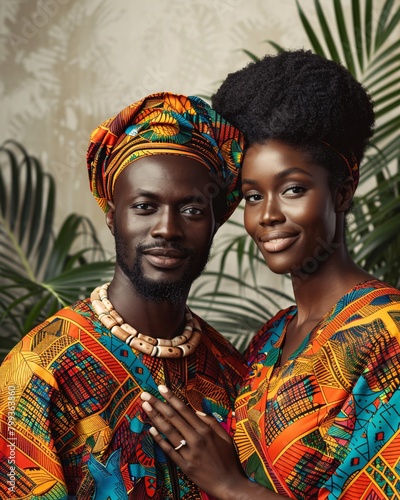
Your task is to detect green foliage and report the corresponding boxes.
[0,140,114,360]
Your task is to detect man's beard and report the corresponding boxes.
[114,227,211,304]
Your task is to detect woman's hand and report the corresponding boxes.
[140,385,249,500]
[141,386,286,499]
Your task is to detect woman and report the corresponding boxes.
[140,50,400,499]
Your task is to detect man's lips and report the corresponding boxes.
[259,232,299,253]
[142,247,188,269]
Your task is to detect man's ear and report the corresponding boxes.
[335,177,355,213]
[105,201,116,236]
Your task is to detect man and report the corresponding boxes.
[0,92,246,499]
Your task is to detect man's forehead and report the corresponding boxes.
[114,156,218,200]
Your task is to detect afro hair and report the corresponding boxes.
[211,49,375,167]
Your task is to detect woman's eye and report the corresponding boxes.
[284,185,305,195]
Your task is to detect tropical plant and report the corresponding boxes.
[189,0,400,349]
[0,140,114,361]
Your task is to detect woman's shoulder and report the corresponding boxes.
[355,278,400,295]
[244,305,296,357]
[260,305,297,333]
[340,278,400,318]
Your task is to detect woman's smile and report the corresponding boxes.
[259,231,300,252]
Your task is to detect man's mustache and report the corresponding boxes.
[136,242,194,258]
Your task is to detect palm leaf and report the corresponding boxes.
[189,271,292,351]
[352,0,364,70]
[0,141,114,359]
[296,0,327,57]
[333,0,356,74]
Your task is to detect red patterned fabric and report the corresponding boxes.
[0,299,246,499]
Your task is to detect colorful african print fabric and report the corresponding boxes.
[0,299,246,499]
[87,92,244,224]
[235,279,400,499]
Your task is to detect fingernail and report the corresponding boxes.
[196,411,207,416]
[141,392,151,401]
[149,426,159,436]
[158,385,168,394]
[142,401,152,411]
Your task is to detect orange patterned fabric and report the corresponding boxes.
[0,299,246,499]
[86,92,244,224]
[235,279,400,498]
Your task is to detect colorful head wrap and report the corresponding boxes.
[87,92,244,224]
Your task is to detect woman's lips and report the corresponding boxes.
[260,234,299,253]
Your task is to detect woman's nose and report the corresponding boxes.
[259,197,284,226]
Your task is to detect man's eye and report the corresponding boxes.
[244,193,262,202]
[182,207,202,215]
[133,203,152,210]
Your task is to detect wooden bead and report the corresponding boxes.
[110,309,124,324]
[101,314,118,330]
[120,323,138,336]
[156,345,182,358]
[171,335,188,347]
[91,299,108,315]
[101,297,113,311]
[129,337,155,356]
[156,338,173,347]
[90,291,101,302]
[137,333,157,346]
[177,343,193,356]
[185,331,202,350]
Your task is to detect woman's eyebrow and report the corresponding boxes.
[242,167,313,186]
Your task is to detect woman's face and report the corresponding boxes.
[242,140,339,276]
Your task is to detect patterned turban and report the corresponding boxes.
[87,92,244,224]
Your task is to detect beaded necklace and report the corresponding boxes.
[90,283,201,358]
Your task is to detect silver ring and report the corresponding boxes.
[174,439,186,451]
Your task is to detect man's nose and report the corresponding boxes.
[150,208,183,240]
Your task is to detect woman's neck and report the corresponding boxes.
[290,251,373,325]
